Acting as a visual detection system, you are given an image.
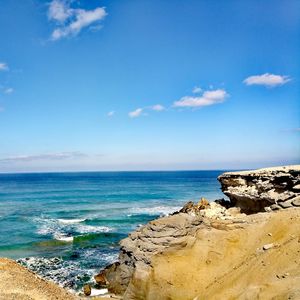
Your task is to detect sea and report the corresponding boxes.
[0,171,225,292]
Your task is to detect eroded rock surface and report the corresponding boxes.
[98,200,246,295]
[218,165,300,213]
[96,165,300,299]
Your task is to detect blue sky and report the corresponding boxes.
[0,0,299,172]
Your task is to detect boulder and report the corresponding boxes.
[94,272,107,286]
[83,284,91,296]
[196,198,210,210]
[179,201,194,213]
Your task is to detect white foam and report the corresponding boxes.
[57,218,86,224]
[35,217,111,241]
[53,234,74,242]
[90,288,108,296]
[129,205,181,216]
[76,224,111,234]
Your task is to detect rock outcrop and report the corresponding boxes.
[218,165,300,213]
[96,165,300,299]
[101,211,204,294]
[97,200,246,296]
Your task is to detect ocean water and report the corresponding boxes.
[0,171,225,291]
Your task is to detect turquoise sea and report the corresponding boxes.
[0,171,225,291]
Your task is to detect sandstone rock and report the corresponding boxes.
[83,284,91,296]
[292,196,300,207]
[94,272,107,286]
[197,198,210,209]
[179,201,194,213]
[263,243,274,250]
[101,212,204,294]
[218,165,300,213]
[99,165,300,298]
[278,200,293,209]
[270,204,281,211]
[292,184,300,191]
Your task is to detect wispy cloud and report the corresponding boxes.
[4,88,13,94]
[174,89,228,108]
[243,73,290,87]
[129,108,143,118]
[48,0,107,41]
[0,107,4,112]
[128,104,165,118]
[0,152,86,163]
[151,104,165,111]
[107,110,115,117]
[0,62,8,71]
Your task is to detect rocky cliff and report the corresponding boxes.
[96,165,300,300]
[218,165,300,213]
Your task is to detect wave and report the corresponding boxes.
[57,218,86,224]
[75,224,111,234]
[53,234,74,242]
[128,205,181,216]
[34,217,112,242]
[17,250,119,291]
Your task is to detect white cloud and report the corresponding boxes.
[192,86,202,94]
[174,89,228,108]
[4,88,14,94]
[48,0,72,22]
[48,1,107,41]
[151,104,165,111]
[107,110,115,117]
[0,152,86,163]
[243,73,290,87]
[129,108,143,118]
[0,62,8,71]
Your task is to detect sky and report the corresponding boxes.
[0,0,299,172]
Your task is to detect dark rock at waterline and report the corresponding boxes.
[83,284,91,296]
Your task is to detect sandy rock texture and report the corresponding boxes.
[0,258,77,300]
[98,165,300,300]
[99,200,247,297]
[218,165,300,213]
[103,208,300,300]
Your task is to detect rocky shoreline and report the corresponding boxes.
[1,165,299,299]
[93,165,300,299]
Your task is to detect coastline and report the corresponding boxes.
[1,165,300,299]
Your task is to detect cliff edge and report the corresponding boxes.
[218,165,300,213]
[97,165,300,300]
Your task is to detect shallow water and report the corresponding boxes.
[0,171,225,290]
